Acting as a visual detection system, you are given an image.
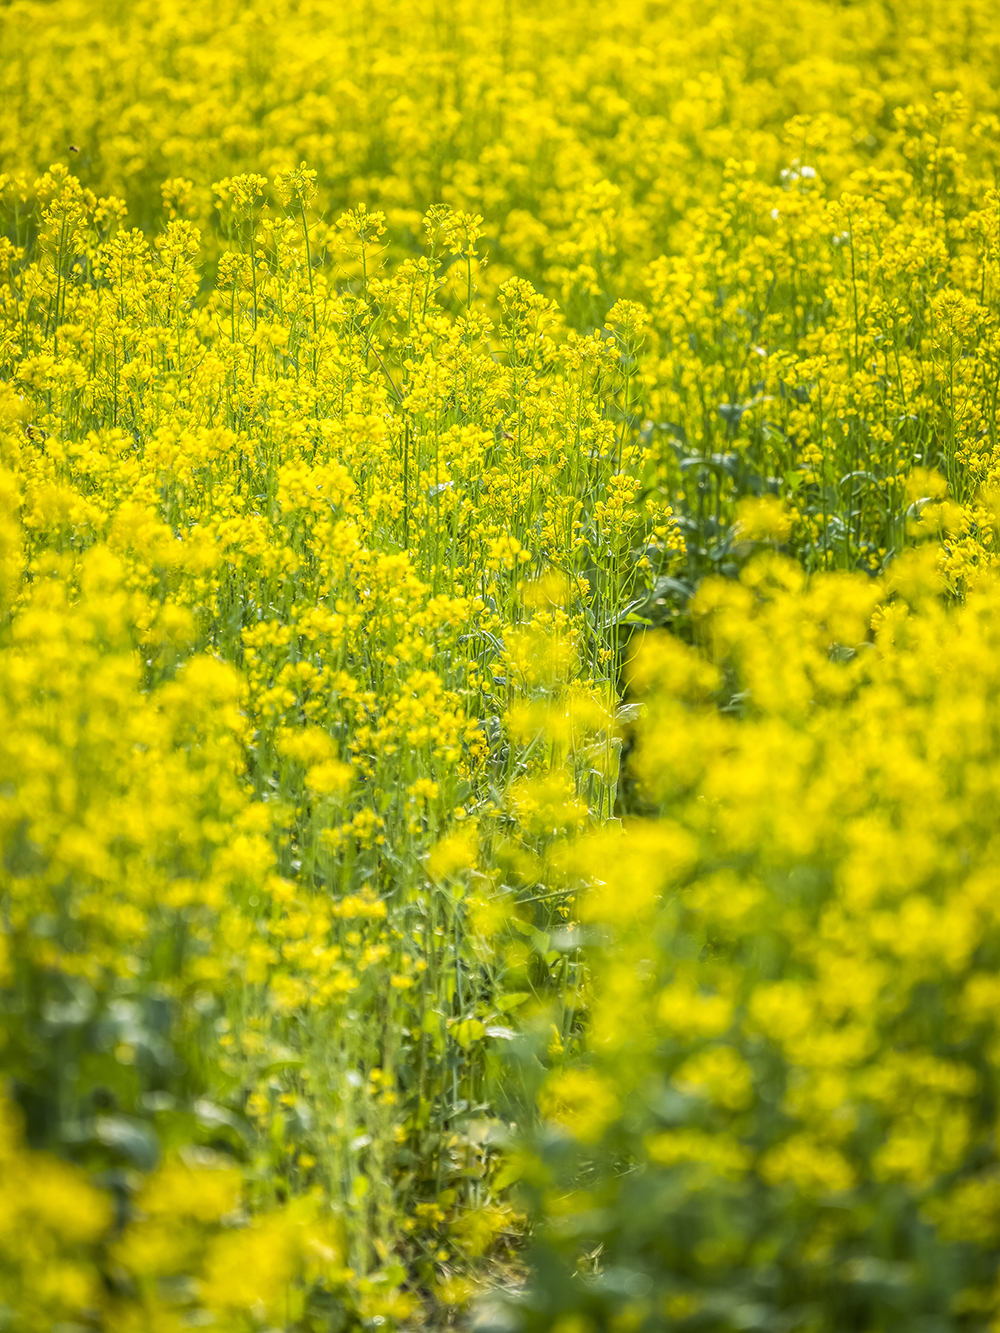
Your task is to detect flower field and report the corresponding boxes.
[3,0,1000,1328]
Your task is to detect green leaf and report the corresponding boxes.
[493,1157,526,1191]
[452,1018,485,1049]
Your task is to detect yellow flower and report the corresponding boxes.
[538,1068,620,1143]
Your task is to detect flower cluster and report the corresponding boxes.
[521,555,1000,1330]
[0,154,655,1321]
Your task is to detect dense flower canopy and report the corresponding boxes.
[3,0,1000,1328]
